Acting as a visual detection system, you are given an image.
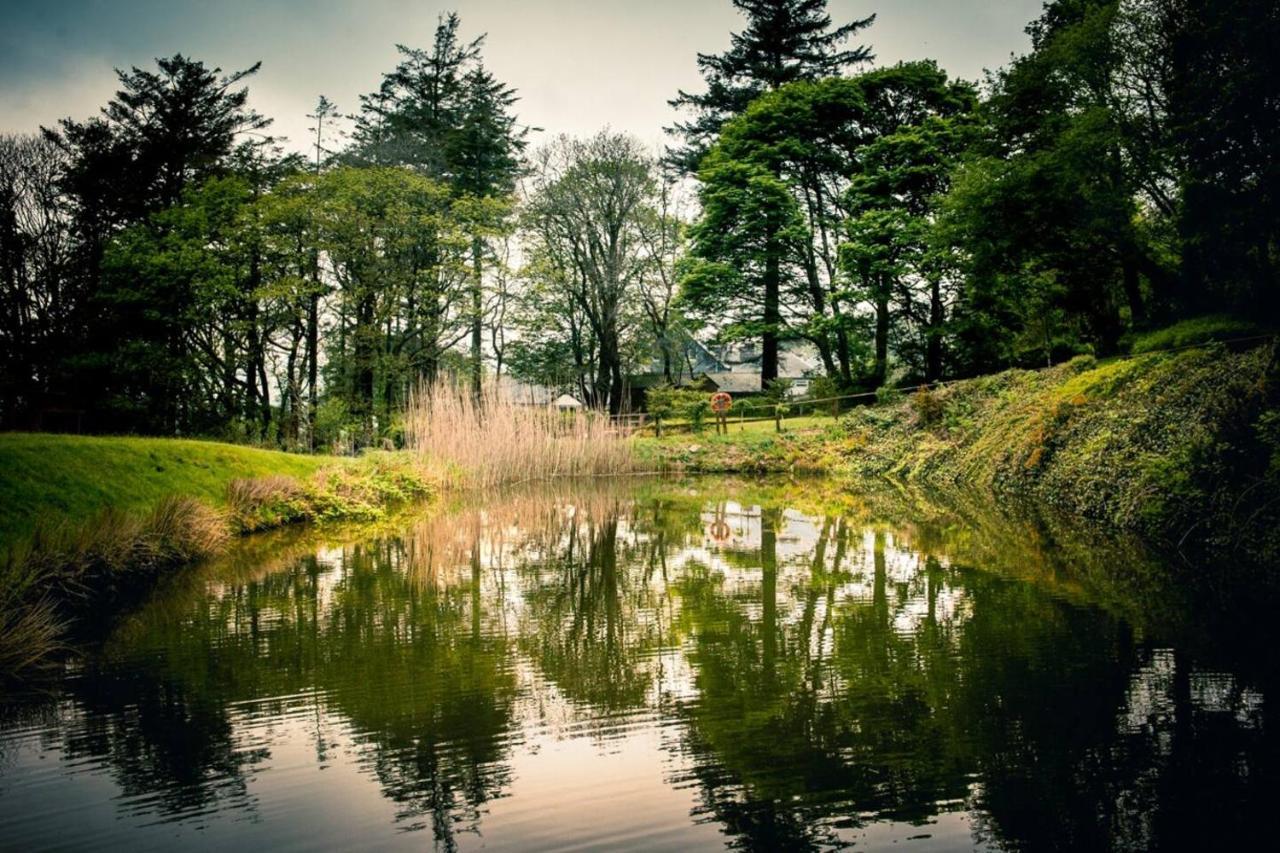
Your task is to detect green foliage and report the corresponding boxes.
[1128,315,1261,354]
[807,375,841,401]
[666,0,874,174]
[646,387,712,433]
[641,343,1280,566]
[910,386,945,428]
[1066,354,1098,373]
[763,378,791,404]
[875,385,903,406]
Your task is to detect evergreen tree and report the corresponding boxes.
[666,0,875,175]
[349,13,480,174]
[451,63,529,395]
[1167,0,1280,316]
[353,15,526,395]
[43,55,270,432]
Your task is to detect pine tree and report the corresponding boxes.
[44,55,270,432]
[670,0,873,382]
[666,0,875,175]
[351,16,527,395]
[452,64,528,395]
[349,13,480,175]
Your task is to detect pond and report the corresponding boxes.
[0,477,1275,851]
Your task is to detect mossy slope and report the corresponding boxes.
[646,343,1280,563]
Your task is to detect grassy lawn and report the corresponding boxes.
[648,413,836,437]
[0,433,337,548]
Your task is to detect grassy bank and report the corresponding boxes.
[0,434,333,548]
[0,436,433,676]
[639,342,1280,564]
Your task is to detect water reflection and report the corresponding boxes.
[0,478,1275,851]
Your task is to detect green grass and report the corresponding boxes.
[0,433,336,549]
[1128,314,1261,354]
[0,435,438,677]
[648,413,835,436]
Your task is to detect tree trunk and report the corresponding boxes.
[306,290,319,450]
[763,228,781,385]
[354,292,376,447]
[926,277,944,382]
[873,278,890,387]
[470,236,483,398]
[1121,255,1146,328]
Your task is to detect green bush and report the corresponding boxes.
[875,385,903,406]
[646,386,713,433]
[1066,354,1098,373]
[911,386,945,427]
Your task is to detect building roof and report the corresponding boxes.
[553,393,583,409]
[701,372,763,394]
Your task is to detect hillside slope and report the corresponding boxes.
[645,342,1280,564]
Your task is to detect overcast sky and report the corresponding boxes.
[0,0,1045,152]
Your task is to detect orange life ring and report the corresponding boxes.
[710,392,732,414]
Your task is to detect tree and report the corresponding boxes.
[682,155,807,385]
[667,0,875,174]
[353,16,527,396]
[349,13,480,173]
[450,63,528,395]
[41,54,271,432]
[0,134,74,428]
[306,166,470,445]
[939,1,1178,361]
[685,64,974,387]
[635,172,690,384]
[520,133,658,414]
[1165,0,1280,316]
[47,55,269,231]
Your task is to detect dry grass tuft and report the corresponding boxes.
[404,379,637,489]
[227,475,308,533]
[0,496,228,677]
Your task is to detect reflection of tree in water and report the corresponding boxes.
[11,479,1278,850]
[517,505,684,716]
[667,497,1279,851]
[42,533,519,847]
[58,661,268,821]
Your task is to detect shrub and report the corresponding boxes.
[911,386,945,428]
[807,375,844,415]
[646,387,714,434]
[1066,354,1098,373]
[875,385,903,406]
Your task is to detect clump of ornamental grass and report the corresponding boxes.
[227,474,310,533]
[403,379,637,489]
[0,553,62,675]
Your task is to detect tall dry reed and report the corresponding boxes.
[403,379,637,489]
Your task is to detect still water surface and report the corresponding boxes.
[0,477,1275,851]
